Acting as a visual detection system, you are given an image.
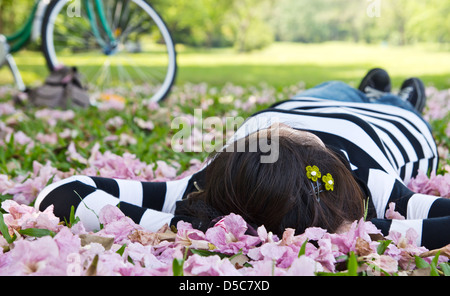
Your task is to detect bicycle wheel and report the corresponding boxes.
[41,0,177,103]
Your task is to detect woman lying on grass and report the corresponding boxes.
[35,68,449,250]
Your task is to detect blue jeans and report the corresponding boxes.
[294,81,422,118]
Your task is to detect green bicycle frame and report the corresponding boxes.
[4,0,117,54]
[5,1,39,53]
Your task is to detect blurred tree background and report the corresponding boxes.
[1,0,448,52]
[157,0,450,51]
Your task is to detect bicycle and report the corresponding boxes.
[0,0,177,103]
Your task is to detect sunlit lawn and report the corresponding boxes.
[1,42,449,90]
[176,42,450,89]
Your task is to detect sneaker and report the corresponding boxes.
[358,68,391,100]
[398,78,426,113]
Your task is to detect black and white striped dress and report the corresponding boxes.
[35,97,450,249]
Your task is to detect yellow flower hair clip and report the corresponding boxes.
[322,173,334,191]
[306,165,334,202]
[306,165,321,182]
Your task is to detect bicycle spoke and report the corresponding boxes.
[89,58,109,89]
[112,1,124,34]
[121,53,164,85]
[116,59,135,89]
[116,7,143,38]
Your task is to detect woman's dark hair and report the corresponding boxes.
[183,128,366,236]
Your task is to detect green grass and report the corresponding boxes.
[175,42,450,89]
[1,41,450,89]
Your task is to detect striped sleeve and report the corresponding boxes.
[366,169,450,249]
[371,211,450,250]
[34,172,201,232]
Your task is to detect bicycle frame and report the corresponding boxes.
[5,0,49,53]
[2,0,169,96]
[1,0,117,90]
[1,0,49,91]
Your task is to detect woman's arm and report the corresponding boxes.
[362,167,450,249]
[34,170,205,232]
[371,214,450,250]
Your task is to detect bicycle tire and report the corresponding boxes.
[41,0,177,103]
